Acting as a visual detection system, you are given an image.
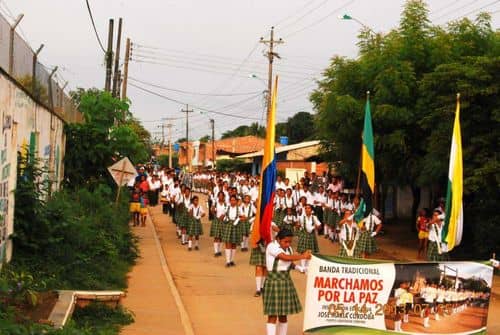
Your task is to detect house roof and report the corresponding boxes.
[237,140,321,159]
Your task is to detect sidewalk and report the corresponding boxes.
[120,215,186,335]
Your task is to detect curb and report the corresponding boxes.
[148,211,195,335]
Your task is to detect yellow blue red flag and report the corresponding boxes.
[251,76,278,247]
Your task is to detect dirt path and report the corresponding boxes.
[123,196,499,334]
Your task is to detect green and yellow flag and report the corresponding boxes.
[360,92,374,216]
[443,94,463,251]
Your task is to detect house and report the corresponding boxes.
[237,140,329,181]
[152,136,272,170]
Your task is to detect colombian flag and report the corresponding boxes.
[251,76,278,247]
[360,93,374,216]
[442,94,463,251]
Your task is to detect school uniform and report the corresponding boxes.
[297,214,321,253]
[427,223,449,261]
[239,203,256,237]
[210,201,227,239]
[273,196,286,227]
[249,222,278,267]
[357,213,382,255]
[282,214,297,232]
[338,221,360,258]
[263,241,302,316]
[221,205,243,245]
[176,194,191,230]
[187,204,205,237]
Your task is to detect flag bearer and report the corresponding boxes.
[264,229,311,335]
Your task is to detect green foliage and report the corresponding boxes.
[274,111,315,144]
[216,159,252,173]
[0,269,46,307]
[65,89,150,188]
[72,302,133,334]
[0,303,132,335]
[12,150,138,290]
[221,122,265,139]
[199,135,211,143]
[157,154,178,168]
[312,0,499,257]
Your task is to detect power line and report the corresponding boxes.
[449,0,500,20]
[273,0,320,27]
[283,0,357,39]
[433,0,482,21]
[85,0,106,53]
[129,82,263,121]
[278,0,331,33]
[128,77,262,97]
[431,0,465,16]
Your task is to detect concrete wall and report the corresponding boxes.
[0,71,66,264]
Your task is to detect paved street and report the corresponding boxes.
[122,197,500,334]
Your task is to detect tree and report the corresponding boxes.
[311,0,499,257]
[287,111,315,144]
[65,89,150,188]
[199,135,211,143]
[221,122,265,139]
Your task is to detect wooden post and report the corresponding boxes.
[115,159,127,204]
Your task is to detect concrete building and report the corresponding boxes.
[237,140,329,182]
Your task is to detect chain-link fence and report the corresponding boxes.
[0,14,82,123]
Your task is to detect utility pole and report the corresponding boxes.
[112,18,123,97]
[260,27,283,116]
[158,123,166,154]
[122,38,131,100]
[104,19,114,92]
[181,105,194,172]
[166,121,173,169]
[210,119,215,170]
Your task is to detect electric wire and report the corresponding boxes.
[85,0,106,53]
[129,82,264,121]
[283,0,357,39]
[128,77,263,97]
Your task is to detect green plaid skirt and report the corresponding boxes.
[297,230,319,253]
[427,241,449,262]
[249,247,266,266]
[263,270,302,316]
[176,206,189,229]
[273,209,285,226]
[357,231,377,254]
[221,220,243,244]
[329,211,340,229]
[338,241,361,258]
[209,218,223,238]
[240,219,251,236]
[187,218,203,236]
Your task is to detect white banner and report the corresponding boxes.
[303,255,493,334]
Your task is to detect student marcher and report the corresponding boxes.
[250,217,280,297]
[210,191,227,257]
[427,210,449,261]
[296,204,321,272]
[338,209,360,258]
[263,229,311,335]
[186,195,205,251]
[221,195,243,267]
[357,209,383,258]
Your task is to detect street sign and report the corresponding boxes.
[107,157,137,186]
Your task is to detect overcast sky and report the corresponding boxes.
[2,0,498,142]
